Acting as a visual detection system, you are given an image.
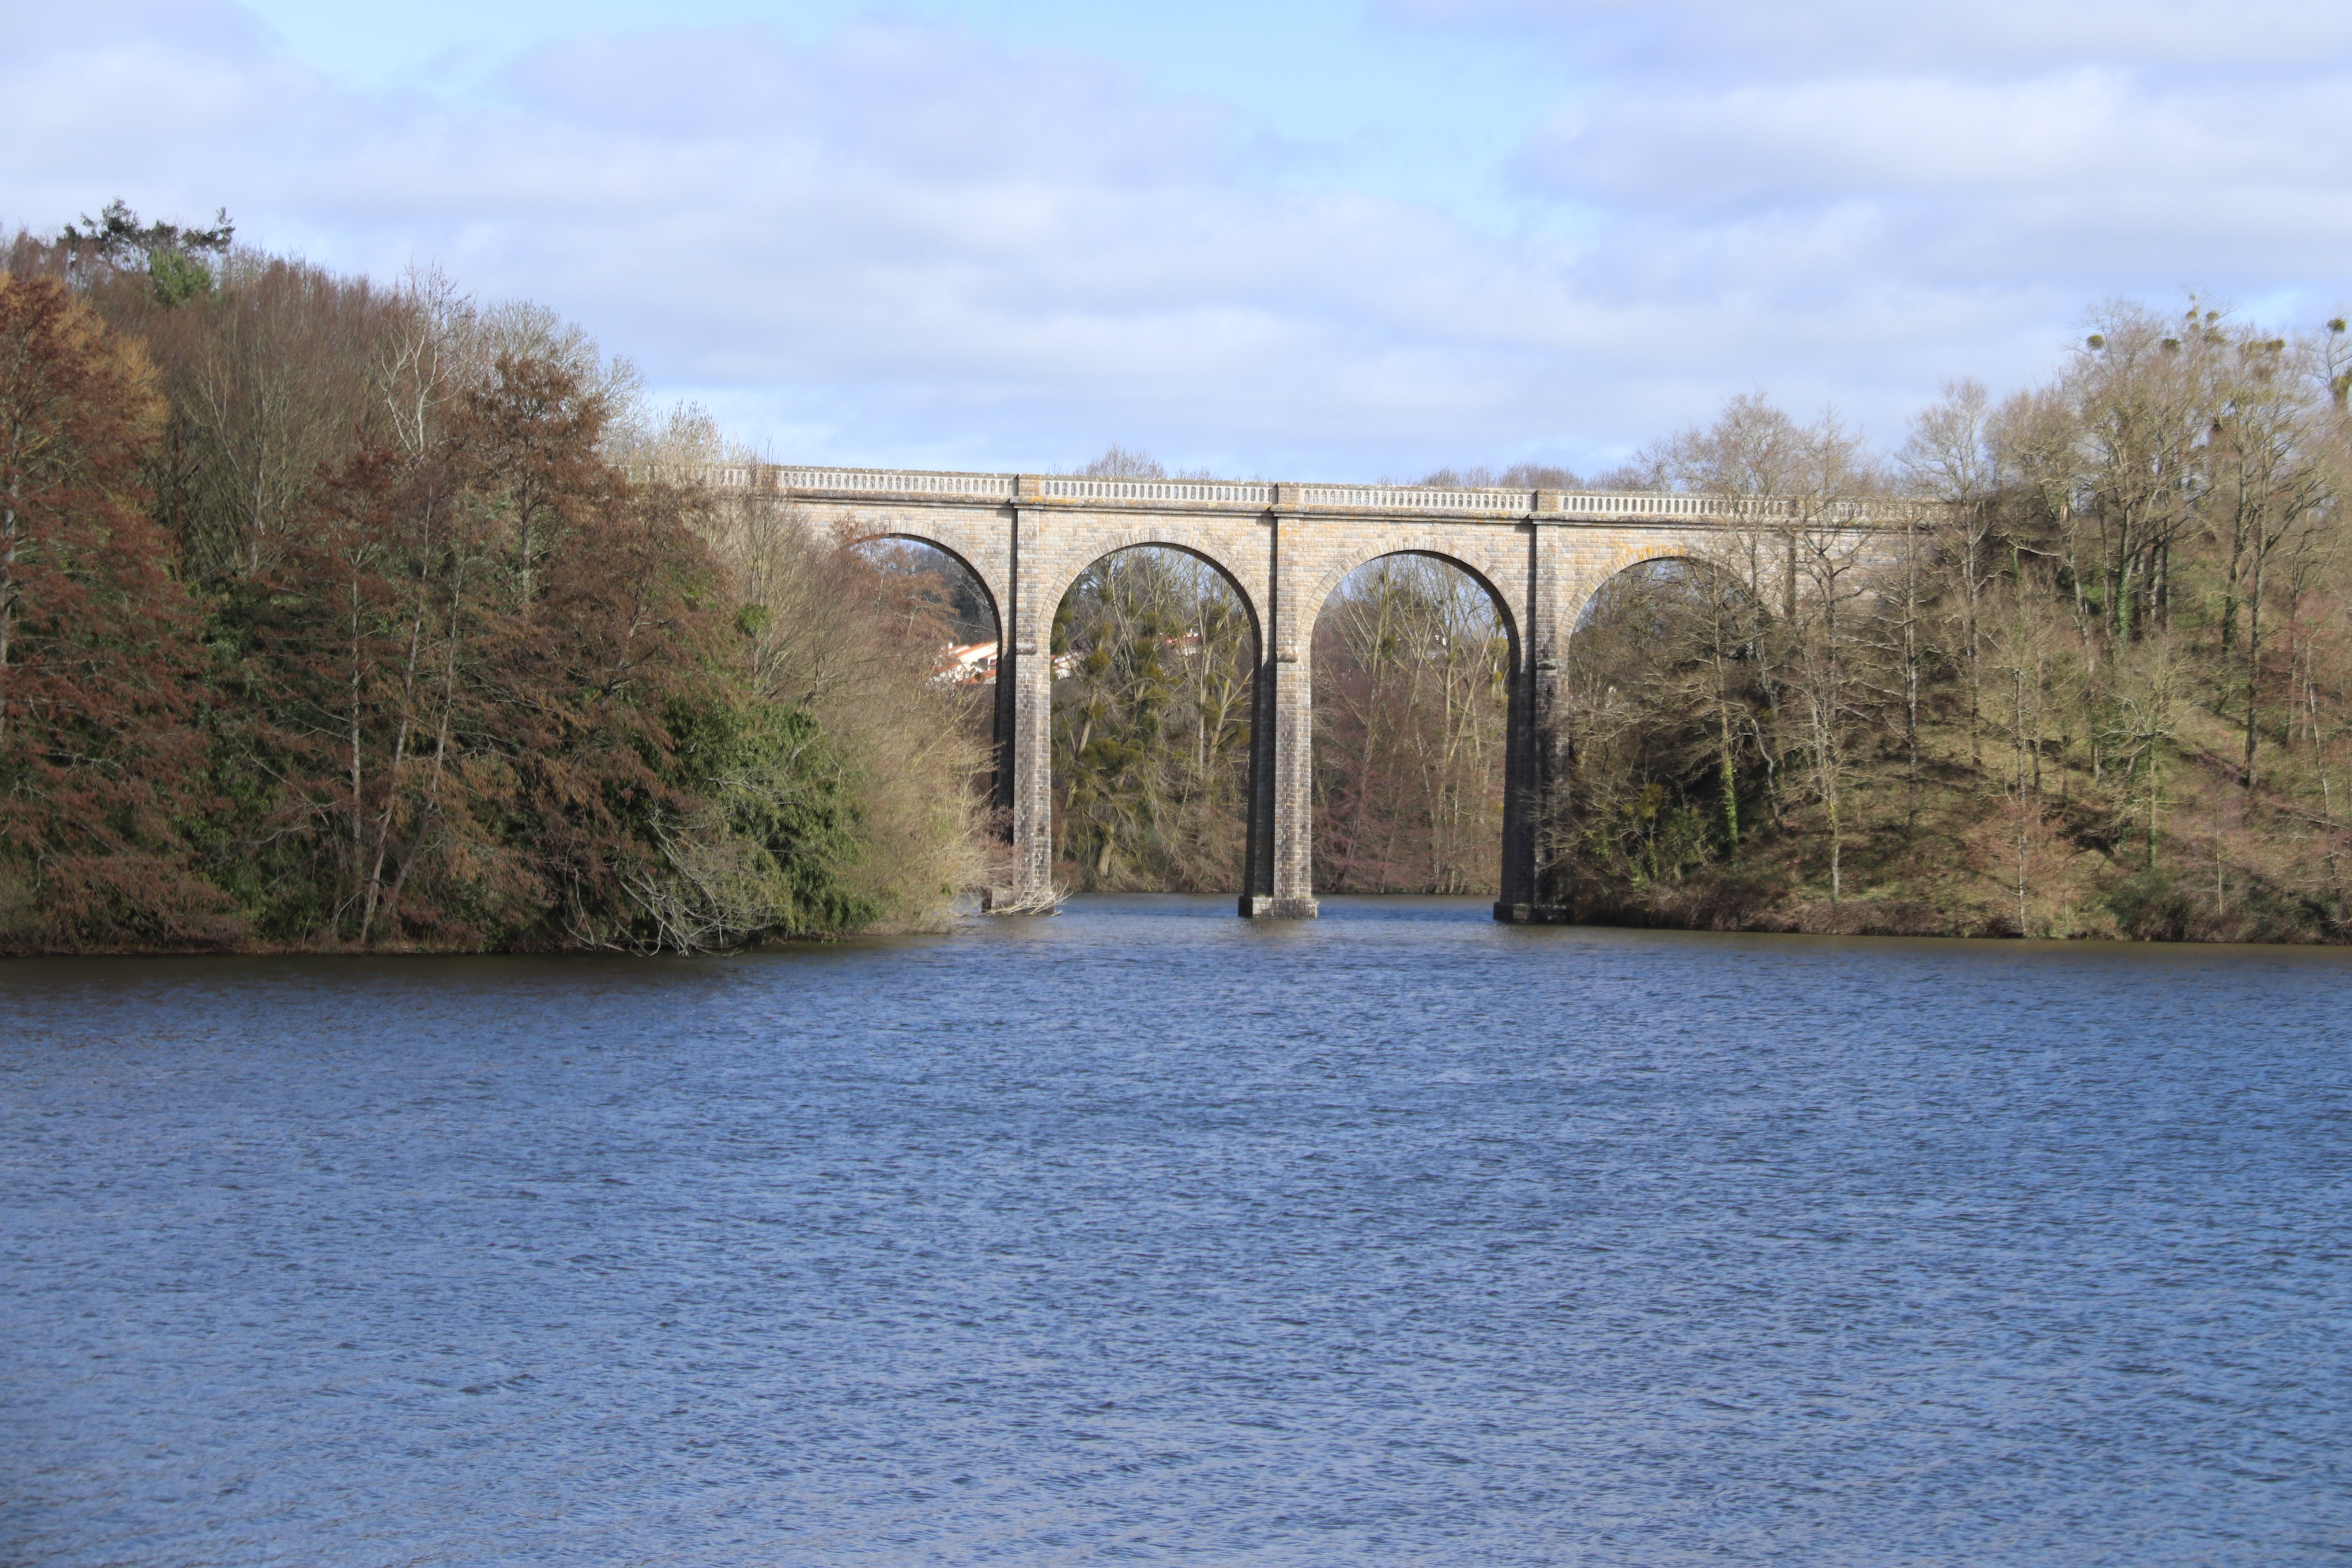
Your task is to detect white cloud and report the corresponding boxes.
[1528,71,2346,209]
[1517,66,2352,296]
[1383,0,2352,75]
[0,5,1679,473]
[1464,0,2352,425]
[3,0,2348,477]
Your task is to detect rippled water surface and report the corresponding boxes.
[4,897,2350,1566]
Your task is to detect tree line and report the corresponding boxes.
[13,202,2352,943]
[1561,308,2352,939]
[1,205,977,952]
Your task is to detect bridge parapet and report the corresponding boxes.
[630,462,1922,526]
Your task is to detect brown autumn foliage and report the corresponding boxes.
[0,273,233,946]
[0,209,981,952]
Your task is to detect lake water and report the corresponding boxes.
[3,895,2348,1566]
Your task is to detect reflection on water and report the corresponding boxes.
[3,897,2347,1566]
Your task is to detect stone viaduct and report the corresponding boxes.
[665,464,1905,921]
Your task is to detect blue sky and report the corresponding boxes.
[7,0,2350,479]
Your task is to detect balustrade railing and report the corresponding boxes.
[1033,477,1276,506]
[1290,484,1527,512]
[778,468,1019,499]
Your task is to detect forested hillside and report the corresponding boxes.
[0,207,976,952]
[1559,321,2352,940]
[10,205,2352,947]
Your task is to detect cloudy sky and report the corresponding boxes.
[7,0,2348,479]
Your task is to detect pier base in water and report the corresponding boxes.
[1238,895,1320,919]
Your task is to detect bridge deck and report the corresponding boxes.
[629,464,1913,526]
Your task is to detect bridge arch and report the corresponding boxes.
[1039,527,1267,649]
[1307,547,1521,671]
[1551,550,1775,903]
[1568,541,1727,631]
[1048,541,1265,893]
[1571,552,1770,652]
[1570,541,1768,639]
[842,529,1009,646]
[1311,549,1521,898]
